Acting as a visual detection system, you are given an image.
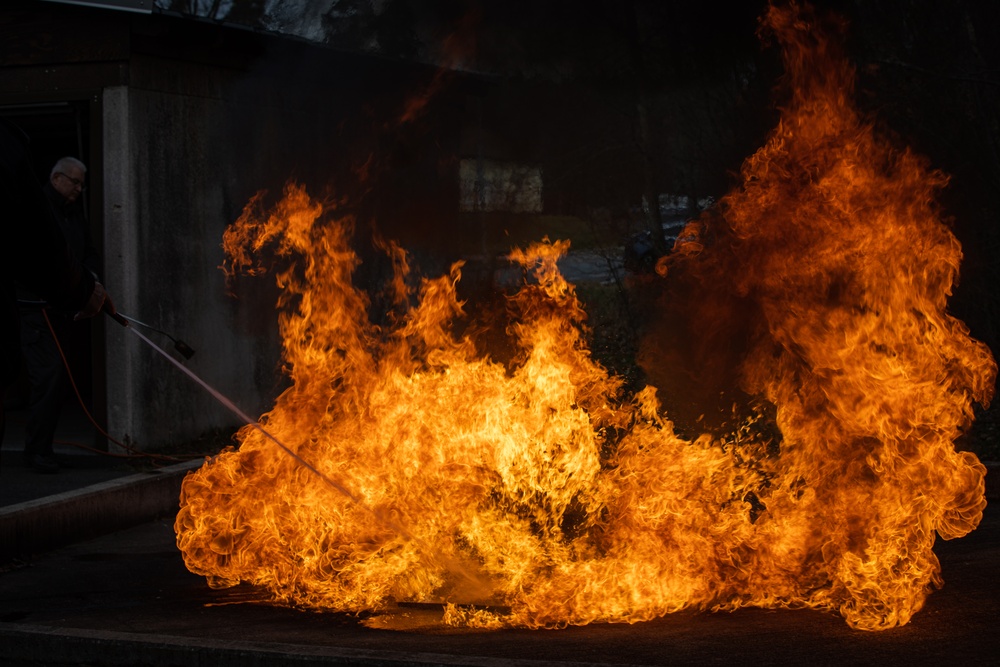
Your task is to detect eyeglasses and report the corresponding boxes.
[57,172,85,189]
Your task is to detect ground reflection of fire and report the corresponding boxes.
[174,2,996,630]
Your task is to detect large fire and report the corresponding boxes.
[174,3,996,631]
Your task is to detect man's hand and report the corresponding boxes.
[74,282,114,320]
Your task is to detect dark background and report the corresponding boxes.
[4,0,995,450]
[156,0,1000,449]
[172,0,1000,369]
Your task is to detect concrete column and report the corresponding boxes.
[101,85,137,454]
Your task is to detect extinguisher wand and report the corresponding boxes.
[105,308,195,359]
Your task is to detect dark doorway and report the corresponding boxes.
[0,102,90,187]
[1,100,101,450]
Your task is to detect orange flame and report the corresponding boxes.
[175,2,995,631]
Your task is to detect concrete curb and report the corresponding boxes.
[0,624,606,667]
[0,459,202,563]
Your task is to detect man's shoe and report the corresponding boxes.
[29,454,59,474]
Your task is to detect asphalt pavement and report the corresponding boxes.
[1,506,998,666]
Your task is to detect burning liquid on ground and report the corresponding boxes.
[174,3,996,630]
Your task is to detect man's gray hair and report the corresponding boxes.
[50,156,87,178]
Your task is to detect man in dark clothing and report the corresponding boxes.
[47,157,100,277]
[1,119,112,472]
[17,156,103,472]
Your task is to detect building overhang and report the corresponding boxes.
[40,0,151,14]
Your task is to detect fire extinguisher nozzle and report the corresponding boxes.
[174,340,196,359]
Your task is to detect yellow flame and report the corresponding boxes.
[175,2,995,631]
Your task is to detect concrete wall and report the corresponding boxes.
[0,6,469,451]
[100,44,463,450]
[103,76,283,451]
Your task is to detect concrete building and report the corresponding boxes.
[0,0,479,451]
